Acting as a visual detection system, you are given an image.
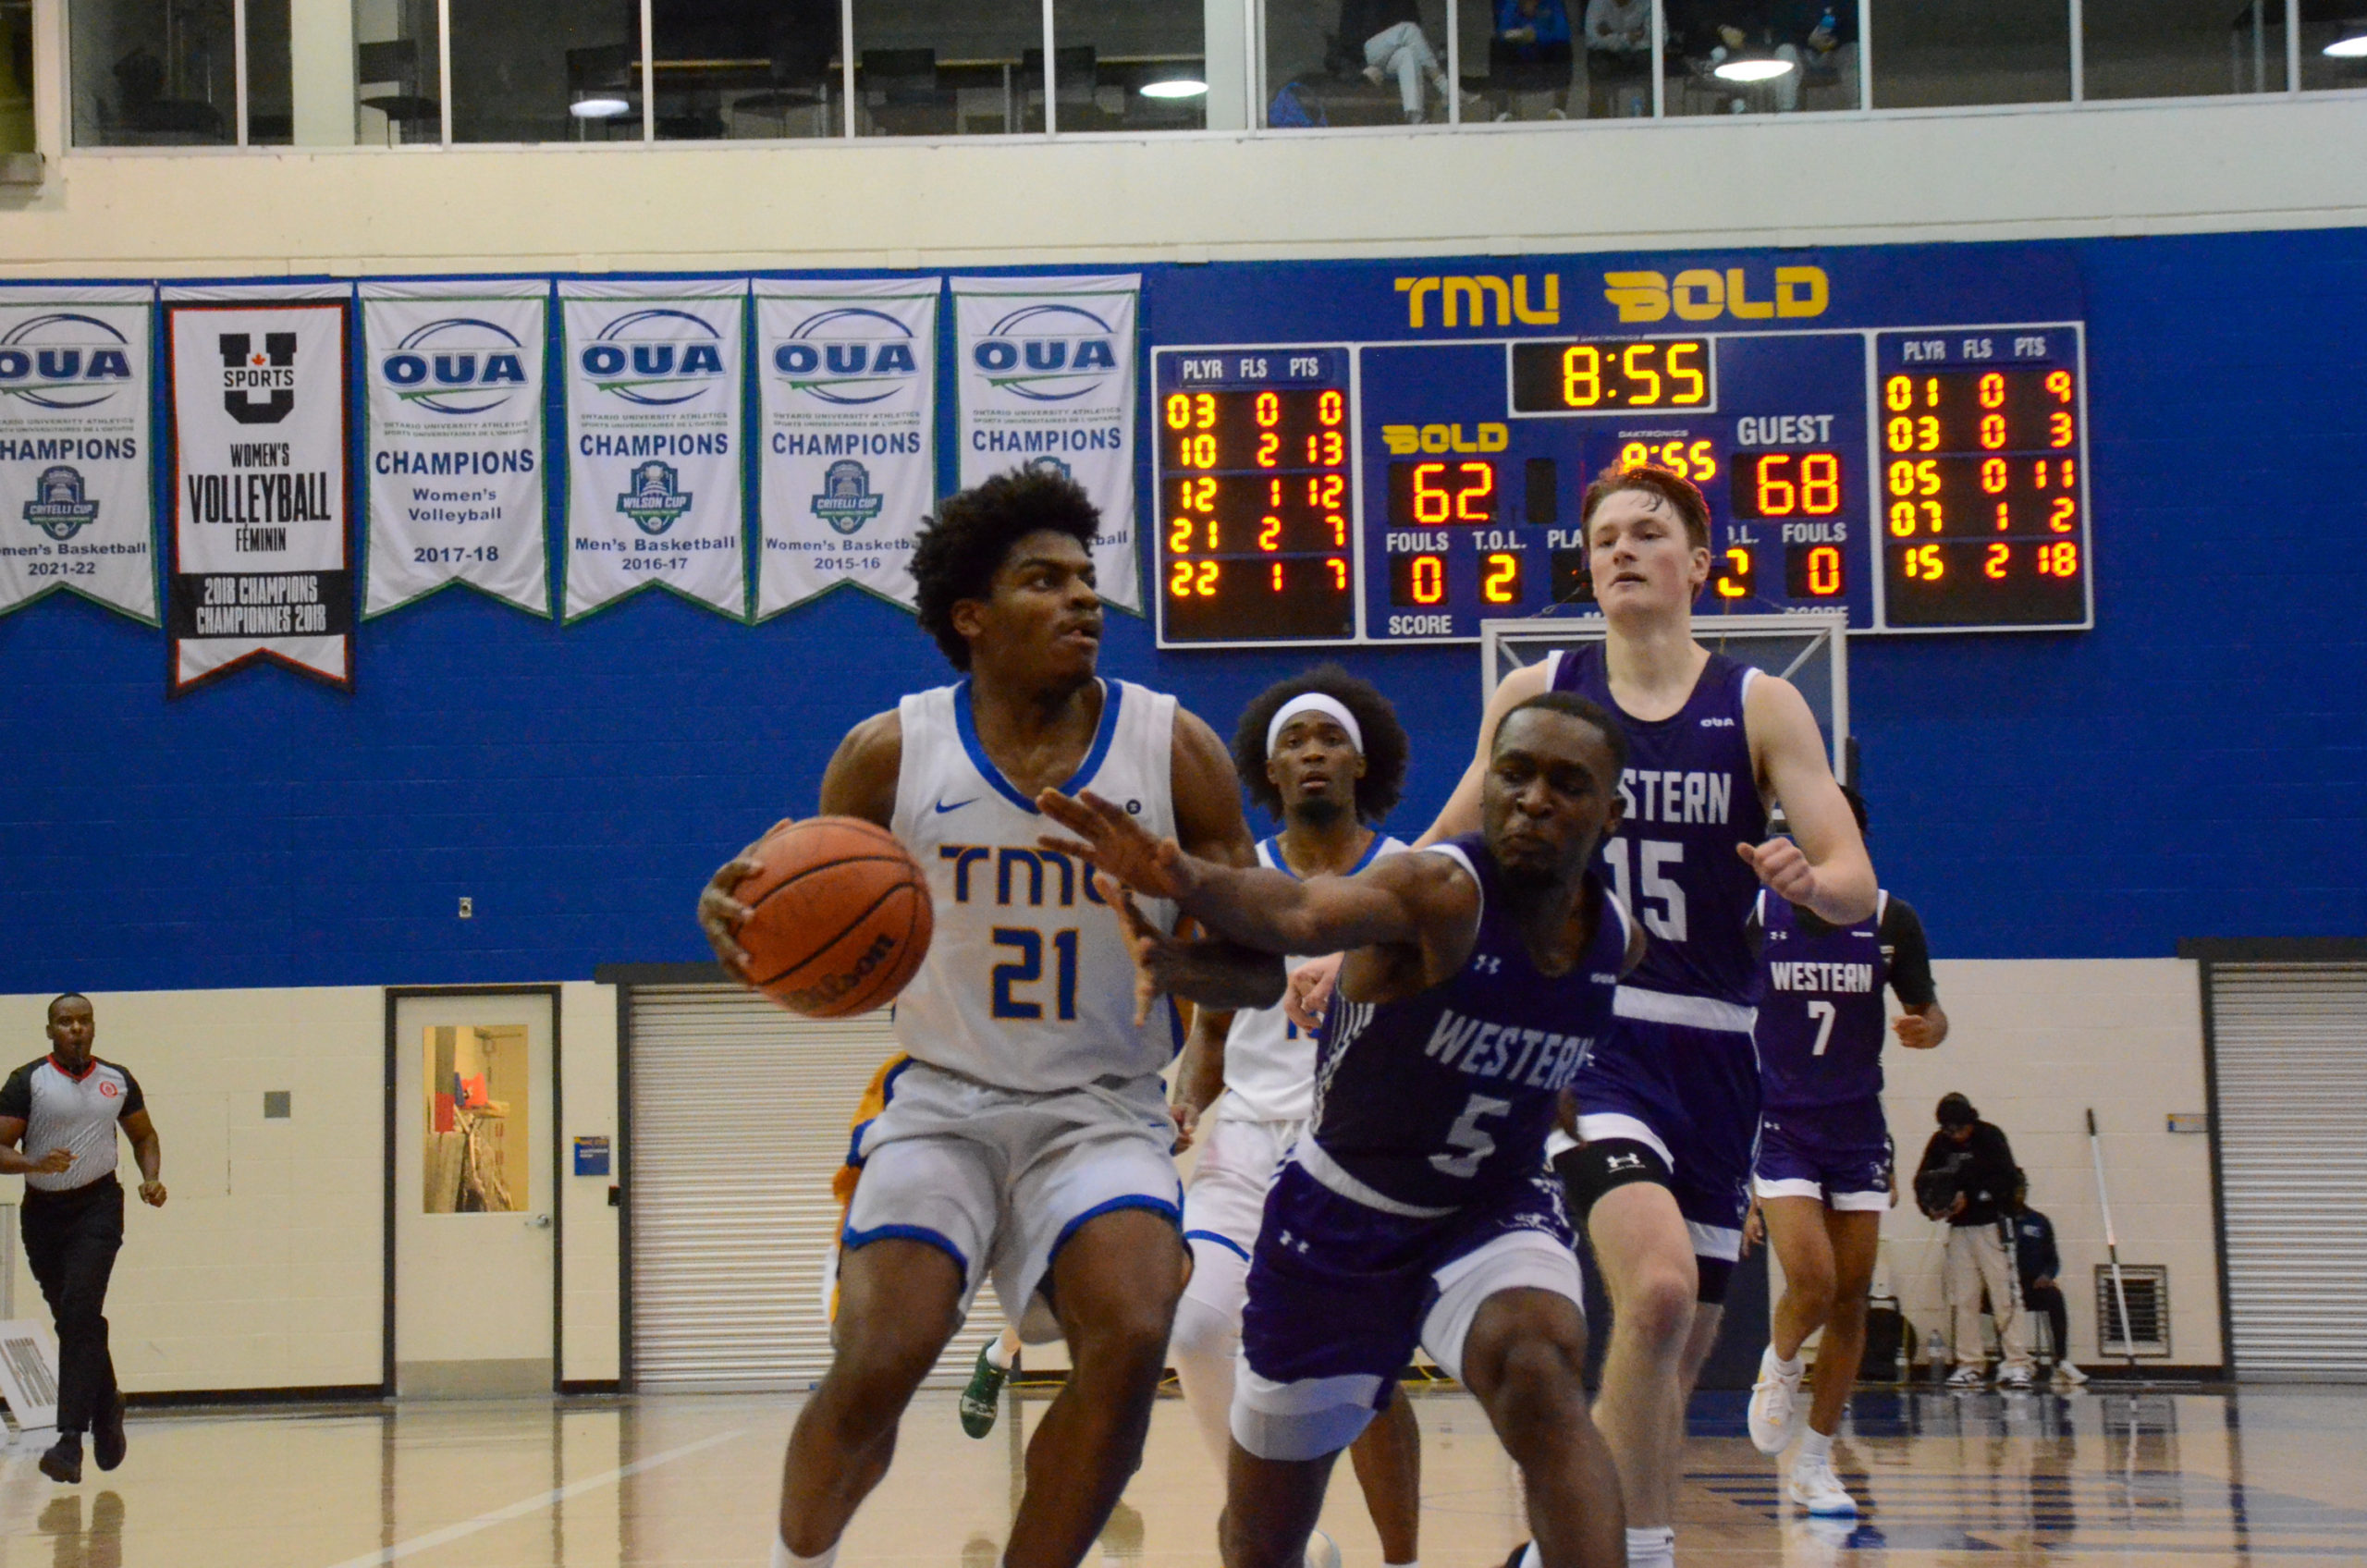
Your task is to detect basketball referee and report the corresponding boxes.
[0,995,166,1483]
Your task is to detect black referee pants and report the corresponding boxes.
[21,1177,123,1435]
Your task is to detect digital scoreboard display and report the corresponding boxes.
[1151,320,2091,646]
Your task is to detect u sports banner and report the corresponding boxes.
[0,287,158,624]
[560,278,748,621]
[164,294,354,692]
[754,279,938,619]
[951,275,1141,612]
[361,281,550,618]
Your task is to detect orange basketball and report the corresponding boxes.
[734,816,934,1019]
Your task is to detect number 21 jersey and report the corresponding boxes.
[1549,646,1767,1013]
[889,678,1182,1093]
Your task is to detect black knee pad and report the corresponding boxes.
[1552,1138,1673,1223]
[1694,1255,1735,1305]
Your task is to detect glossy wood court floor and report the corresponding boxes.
[6,1383,2362,1567]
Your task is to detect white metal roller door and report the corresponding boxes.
[2212,962,2367,1380]
[628,985,999,1389]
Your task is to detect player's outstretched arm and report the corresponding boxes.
[1739,673,1876,925]
[1413,660,1553,849]
[696,710,902,981]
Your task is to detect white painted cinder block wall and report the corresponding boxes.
[2,960,2217,1393]
[1873,959,2219,1371]
[0,983,622,1393]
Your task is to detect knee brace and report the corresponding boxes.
[1552,1138,1674,1222]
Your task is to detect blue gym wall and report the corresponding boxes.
[3,227,2361,994]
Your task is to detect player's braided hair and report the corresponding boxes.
[1232,664,1409,824]
[910,469,1101,670]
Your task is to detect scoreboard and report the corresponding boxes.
[1152,318,2092,647]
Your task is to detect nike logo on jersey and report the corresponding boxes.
[933,797,977,814]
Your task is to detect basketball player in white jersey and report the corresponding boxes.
[699,471,1276,1568]
[1293,468,1873,1568]
[1168,667,1421,1568]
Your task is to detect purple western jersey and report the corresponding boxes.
[1307,835,1631,1213]
[1548,646,1767,1010]
[1756,888,1890,1118]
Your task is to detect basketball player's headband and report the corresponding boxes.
[1267,693,1363,755]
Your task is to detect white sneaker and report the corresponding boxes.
[1361,64,1386,87]
[2053,1361,2089,1387]
[1945,1365,1984,1389]
[1995,1364,2034,1390]
[1748,1346,1807,1455]
[1789,1455,1858,1517]
[1304,1529,1341,1568]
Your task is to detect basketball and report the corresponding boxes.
[735,817,933,1019]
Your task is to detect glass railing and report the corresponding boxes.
[56,0,2365,149]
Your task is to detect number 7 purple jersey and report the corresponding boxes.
[1548,646,1768,1012]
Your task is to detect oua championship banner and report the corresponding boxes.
[952,275,1140,612]
[561,278,748,621]
[0,286,158,624]
[754,278,938,618]
[362,280,550,618]
[164,287,354,692]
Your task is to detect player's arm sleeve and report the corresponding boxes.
[0,1065,30,1123]
[1883,897,1938,1008]
[117,1068,146,1119]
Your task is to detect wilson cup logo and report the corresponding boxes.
[972,303,1121,403]
[618,459,692,536]
[379,317,532,415]
[579,308,729,407]
[0,313,137,410]
[773,307,923,406]
[220,331,298,425]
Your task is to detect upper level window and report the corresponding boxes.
[2,0,32,154]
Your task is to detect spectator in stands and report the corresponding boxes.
[2011,1175,2090,1388]
[1582,0,1652,116]
[1342,0,1467,122]
[1916,1093,2038,1389]
[1490,0,1575,120]
[1667,0,1848,113]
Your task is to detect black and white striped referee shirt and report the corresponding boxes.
[0,1056,145,1194]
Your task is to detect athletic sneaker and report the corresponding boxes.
[1789,1454,1858,1516]
[2053,1361,2089,1387]
[1945,1365,1984,1389]
[92,1391,127,1471]
[958,1344,1007,1439]
[1995,1364,2034,1390]
[36,1432,80,1485]
[1361,64,1386,87]
[1305,1528,1342,1568]
[1748,1345,1808,1455]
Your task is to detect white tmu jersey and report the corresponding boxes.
[1216,832,1409,1123]
[891,678,1182,1092]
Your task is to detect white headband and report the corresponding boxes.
[1267,692,1364,756]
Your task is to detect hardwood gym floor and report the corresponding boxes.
[5,1385,2362,1567]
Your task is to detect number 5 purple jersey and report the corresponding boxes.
[1302,834,1632,1215]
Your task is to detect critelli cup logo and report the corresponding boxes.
[580,308,727,407]
[773,307,922,406]
[973,303,1121,403]
[810,458,885,535]
[0,314,137,410]
[380,317,531,416]
[23,465,99,542]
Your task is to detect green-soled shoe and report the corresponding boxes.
[958,1344,1008,1439]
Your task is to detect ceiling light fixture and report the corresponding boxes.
[570,96,633,118]
[1139,79,1209,98]
[2324,31,2367,56]
[1713,56,1797,82]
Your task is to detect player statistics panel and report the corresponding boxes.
[1871,326,2092,631]
[1153,348,1358,647]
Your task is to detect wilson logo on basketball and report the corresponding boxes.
[781,932,899,1015]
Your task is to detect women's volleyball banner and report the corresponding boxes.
[951,275,1140,612]
[0,287,157,624]
[560,278,748,622]
[163,295,354,692]
[754,279,939,619]
[361,281,550,618]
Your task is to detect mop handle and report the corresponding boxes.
[2089,1107,2141,1369]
